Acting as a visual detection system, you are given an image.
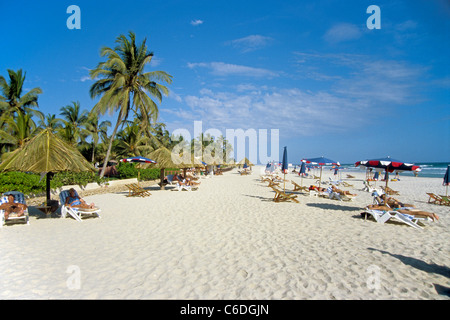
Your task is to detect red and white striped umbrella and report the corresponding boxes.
[120,157,157,164]
[355,156,421,188]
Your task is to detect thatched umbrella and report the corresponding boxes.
[147,147,193,190]
[0,129,95,203]
[238,157,254,167]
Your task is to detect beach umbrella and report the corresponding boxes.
[147,147,196,190]
[373,171,379,180]
[120,156,157,164]
[0,129,95,203]
[281,147,288,191]
[444,165,450,196]
[238,157,254,167]
[302,156,339,189]
[355,156,421,189]
[299,161,306,188]
[120,157,157,184]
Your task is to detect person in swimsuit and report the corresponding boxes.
[65,188,95,209]
[331,185,356,196]
[366,204,439,221]
[0,194,27,219]
[379,194,415,209]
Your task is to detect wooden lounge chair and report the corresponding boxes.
[381,186,400,195]
[426,193,443,205]
[440,195,450,206]
[269,186,299,203]
[291,180,309,193]
[346,174,355,179]
[341,181,354,188]
[125,183,152,197]
[266,179,280,188]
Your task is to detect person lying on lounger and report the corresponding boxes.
[65,188,96,209]
[378,194,415,209]
[0,194,27,219]
[309,185,327,192]
[331,185,357,196]
[366,204,439,221]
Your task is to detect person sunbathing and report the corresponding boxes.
[0,194,27,219]
[379,194,415,209]
[366,204,439,221]
[65,188,95,209]
[309,185,327,192]
[331,185,356,196]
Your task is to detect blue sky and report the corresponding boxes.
[1,0,449,164]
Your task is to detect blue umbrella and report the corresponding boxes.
[302,156,339,189]
[444,165,450,196]
[281,147,288,173]
[299,161,306,175]
[299,161,307,188]
[373,171,379,181]
[281,147,288,191]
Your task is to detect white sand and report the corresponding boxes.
[0,166,449,300]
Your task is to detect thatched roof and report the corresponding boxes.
[0,129,95,173]
[237,157,254,166]
[146,147,211,169]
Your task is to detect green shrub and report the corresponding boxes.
[0,171,108,196]
[0,172,46,195]
[116,162,138,179]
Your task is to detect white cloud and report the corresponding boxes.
[323,23,362,44]
[180,86,366,136]
[187,61,277,78]
[190,19,203,26]
[227,35,273,52]
[178,53,426,137]
[80,76,91,82]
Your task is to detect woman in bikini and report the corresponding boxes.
[366,204,439,221]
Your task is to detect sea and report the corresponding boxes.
[337,162,450,179]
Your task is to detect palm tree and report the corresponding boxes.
[38,113,64,133]
[0,110,40,153]
[115,123,151,158]
[89,31,172,178]
[83,112,111,162]
[0,69,42,117]
[59,101,89,145]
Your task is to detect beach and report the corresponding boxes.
[0,166,449,300]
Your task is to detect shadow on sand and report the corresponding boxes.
[368,247,450,297]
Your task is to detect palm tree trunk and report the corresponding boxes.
[91,143,95,163]
[160,168,165,190]
[99,114,123,179]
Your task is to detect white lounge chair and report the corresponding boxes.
[362,180,377,193]
[329,192,353,201]
[59,190,101,222]
[174,182,198,191]
[362,209,426,229]
[0,191,30,227]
